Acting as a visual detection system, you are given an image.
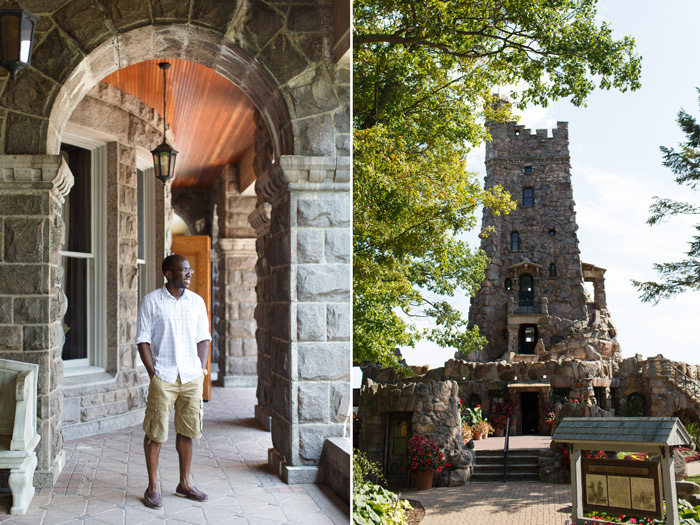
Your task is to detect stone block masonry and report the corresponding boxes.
[257,155,352,484]
[0,155,73,487]
[212,166,259,387]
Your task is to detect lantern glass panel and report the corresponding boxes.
[1,15,20,61]
[159,151,170,175]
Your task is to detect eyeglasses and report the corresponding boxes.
[173,268,195,275]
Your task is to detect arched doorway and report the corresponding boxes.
[0,6,350,488]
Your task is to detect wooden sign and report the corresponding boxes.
[582,458,663,520]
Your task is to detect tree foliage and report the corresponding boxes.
[633,89,700,304]
[354,0,642,369]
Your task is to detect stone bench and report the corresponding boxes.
[0,359,41,515]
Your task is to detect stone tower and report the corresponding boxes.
[468,113,620,362]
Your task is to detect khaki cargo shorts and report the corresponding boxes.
[143,374,203,443]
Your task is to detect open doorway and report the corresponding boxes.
[521,391,540,434]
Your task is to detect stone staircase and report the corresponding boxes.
[471,449,540,482]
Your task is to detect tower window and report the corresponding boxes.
[522,187,534,207]
[505,278,512,291]
[514,130,520,136]
[548,228,556,236]
[549,263,557,277]
[524,166,533,174]
[510,231,520,251]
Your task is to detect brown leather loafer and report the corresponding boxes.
[176,483,208,502]
[144,489,162,509]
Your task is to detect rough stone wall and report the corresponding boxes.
[358,379,473,487]
[469,116,618,361]
[0,156,72,486]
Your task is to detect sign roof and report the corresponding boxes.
[551,417,690,447]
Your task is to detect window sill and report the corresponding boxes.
[63,366,112,387]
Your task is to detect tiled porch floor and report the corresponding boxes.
[0,387,349,524]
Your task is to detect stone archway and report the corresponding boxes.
[0,3,350,487]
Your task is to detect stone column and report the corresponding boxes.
[258,155,352,483]
[214,238,257,386]
[0,155,73,487]
[250,202,272,430]
[106,143,138,375]
[212,168,258,387]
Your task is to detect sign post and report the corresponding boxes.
[552,417,690,525]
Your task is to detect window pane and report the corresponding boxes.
[62,256,88,360]
[62,145,92,253]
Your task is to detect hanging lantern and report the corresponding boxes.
[151,62,178,183]
[0,9,39,79]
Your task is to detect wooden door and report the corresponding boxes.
[171,235,212,401]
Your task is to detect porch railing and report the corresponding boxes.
[503,417,510,483]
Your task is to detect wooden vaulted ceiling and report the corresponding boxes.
[103,59,257,189]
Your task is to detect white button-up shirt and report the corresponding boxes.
[135,286,211,384]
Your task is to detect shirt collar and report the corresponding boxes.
[160,285,191,300]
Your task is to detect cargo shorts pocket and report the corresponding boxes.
[143,376,169,443]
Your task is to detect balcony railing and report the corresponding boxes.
[508,296,548,315]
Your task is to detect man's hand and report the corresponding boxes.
[197,340,210,372]
[138,342,156,379]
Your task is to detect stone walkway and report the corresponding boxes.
[407,436,573,525]
[0,387,349,524]
[407,482,572,525]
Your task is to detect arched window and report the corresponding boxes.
[510,231,520,251]
[549,263,557,277]
[504,278,512,291]
[522,187,534,207]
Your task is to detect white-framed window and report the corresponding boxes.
[60,134,108,375]
[136,154,157,304]
[136,153,157,374]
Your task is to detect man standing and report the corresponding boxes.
[135,254,211,509]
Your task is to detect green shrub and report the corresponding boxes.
[353,449,412,525]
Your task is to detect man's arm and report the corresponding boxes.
[138,342,156,379]
[196,340,210,370]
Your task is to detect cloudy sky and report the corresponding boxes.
[400,0,700,371]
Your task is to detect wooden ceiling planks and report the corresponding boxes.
[103,59,257,189]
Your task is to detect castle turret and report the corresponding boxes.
[468,115,620,362]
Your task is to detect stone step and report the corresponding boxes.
[475,464,539,475]
[476,448,541,457]
[471,471,540,482]
[472,449,541,482]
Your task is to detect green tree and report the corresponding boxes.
[354,0,642,369]
[633,89,700,304]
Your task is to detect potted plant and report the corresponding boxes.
[461,420,473,442]
[462,404,494,439]
[404,434,449,490]
[491,415,508,437]
[472,419,494,439]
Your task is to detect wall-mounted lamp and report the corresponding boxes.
[151,62,179,184]
[0,9,39,79]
